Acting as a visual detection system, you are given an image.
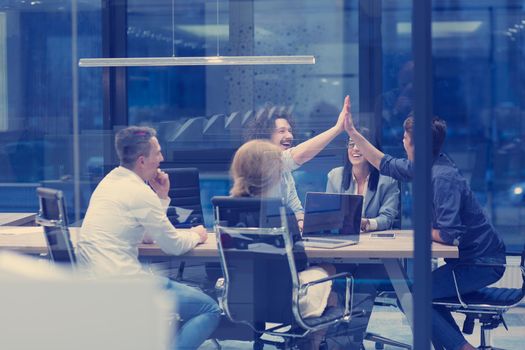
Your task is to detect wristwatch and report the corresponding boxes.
[364,219,370,232]
[297,218,304,232]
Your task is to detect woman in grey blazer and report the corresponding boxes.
[326,129,400,231]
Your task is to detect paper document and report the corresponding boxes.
[172,206,193,223]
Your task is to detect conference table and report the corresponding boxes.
[0,226,457,330]
[0,213,35,226]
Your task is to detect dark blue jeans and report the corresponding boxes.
[431,256,505,350]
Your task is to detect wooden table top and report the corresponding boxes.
[0,226,458,259]
[0,213,35,226]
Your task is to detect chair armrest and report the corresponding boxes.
[300,272,353,322]
[35,215,61,227]
[300,271,351,289]
[454,262,520,269]
[450,263,524,308]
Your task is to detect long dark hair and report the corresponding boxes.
[342,128,381,192]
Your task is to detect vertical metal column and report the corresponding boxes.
[228,0,254,113]
[358,0,382,137]
[71,0,80,222]
[102,0,128,171]
[412,0,433,349]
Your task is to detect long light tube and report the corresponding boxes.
[78,55,315,67]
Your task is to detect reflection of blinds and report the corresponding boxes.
[0,13,6,131]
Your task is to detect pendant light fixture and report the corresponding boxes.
[79,0,315,68]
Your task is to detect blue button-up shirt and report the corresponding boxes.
[380,153,505,262]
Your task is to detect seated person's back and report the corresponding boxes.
[229,140,334,321]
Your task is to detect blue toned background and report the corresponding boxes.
[0,0,523,253]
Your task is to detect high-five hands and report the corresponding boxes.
[343,95,356,135]
[335,95,351,133]
[149,169,170,199]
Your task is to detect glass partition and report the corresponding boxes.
[380,0,525,252]
[126,0,359,225]
[0,1,102,220]
[0,0,523,349]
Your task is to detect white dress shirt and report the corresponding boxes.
[77,166,201,277]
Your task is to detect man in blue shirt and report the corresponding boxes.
[341,95,505,350]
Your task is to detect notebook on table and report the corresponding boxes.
[300,192,363,249]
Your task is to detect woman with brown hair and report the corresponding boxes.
[229,140,338,350]
[230,139,283,199]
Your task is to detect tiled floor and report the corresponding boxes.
[201,305,525,349]
[176,264,525,350]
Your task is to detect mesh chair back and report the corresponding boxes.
[163,168,204,227]
[521,244,525,293]
[212,196,303,331]
[36,187,76,265]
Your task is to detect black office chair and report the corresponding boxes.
[35,187,76,267]
[433,245,525,350]
[212,196,354,350]
[162,168,205,281]
[163,167,204,227]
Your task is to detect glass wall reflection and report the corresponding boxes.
[380,0,524,253]
[0,1,102,219]
[0,1,523,348]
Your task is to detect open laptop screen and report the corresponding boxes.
[303,192,363,237]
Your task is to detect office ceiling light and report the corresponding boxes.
[79,55,315,67]
[397,21,483,37]
[79,0,315,68]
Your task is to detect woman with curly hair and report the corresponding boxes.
[244,97,350,231]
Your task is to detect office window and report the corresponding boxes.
[381,0,525,252]
[125,0,359,222]
[0,1,102,218]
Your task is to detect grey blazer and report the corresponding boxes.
[326,167,400,231]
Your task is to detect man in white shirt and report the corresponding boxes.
[77,126,221,350]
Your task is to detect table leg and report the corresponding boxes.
[382,258,413,328]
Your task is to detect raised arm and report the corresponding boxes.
[344,95,385,170]
[289,96,349,166]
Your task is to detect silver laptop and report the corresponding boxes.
[301,192,363,249]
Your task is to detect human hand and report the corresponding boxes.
[149,169,170,199]
[142,233,155,244]
[192,225,208,243]
[360,218,370,232]
[343,95,356,135]
[335,95,351,133]
[297,219,304,233]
